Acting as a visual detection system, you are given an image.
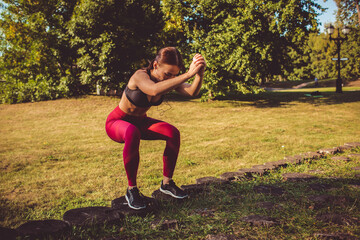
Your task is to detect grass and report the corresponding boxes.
[0,90,360,238]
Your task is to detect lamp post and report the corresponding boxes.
[326,25,351,93]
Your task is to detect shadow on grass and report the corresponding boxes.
[164,90,360,108]
[214,90,360,108]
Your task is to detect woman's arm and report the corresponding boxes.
[176,55,206,97]
[131,58,204,97]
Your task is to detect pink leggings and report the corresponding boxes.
[105,106,180,186]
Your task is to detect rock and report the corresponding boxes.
[63,207,123,227]
[238,168,265,177]
[282,173,317,182]
[240,215,278,227]
[260,163,278,171]
[266,159,289,169]
[196,177,228,185]
[205,234,240,240]
[302,152,323,160]
[308,183,334,191]
[344,142,360,148]
[348,154,360,159]
[151,189,188,202]
[331,156,351,162]
[150,219,178,230]
[111,196,157,217]
[256,202,283,211]
[16,220,70,239]
[220,172,246,181]
[0,226,18,240]
[338,145,353,151]
[253,185,285,196]
[318,147,340,155]
[284,155,304,165]
[181,184,206,195]
[313,232,357,240]
[316,213,360,226]
[252,164,277,172]
[308,195,349,209]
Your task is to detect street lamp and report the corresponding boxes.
[326,24,351,93]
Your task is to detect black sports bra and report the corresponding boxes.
[124,70,164,108]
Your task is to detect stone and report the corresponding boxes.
[240,215,278,227]
[348,154,360,159]
[302,152,323,160]
[0,226,18,240]
[252,164,277,172]
[220,172,246,181]
[256,202,283,211]
[111,196,158,217]
[238,168,265,177]
[318,147,340,155]
[16,220,70,239]
[282,173,317,182]
[308,195,349,209]
[181,184,206,195]
[196,177,228,185]
[260,163,278,171]
[331,156,351,162]
[205,234,240,240]
[266,159,289,169]
[316,213,360,226]
[151,189,188,202]
[150,219,178,230]
[284,155,304,165]
[308,183,334,191]
[253,185,285,196]
[344,142,360,148]
[63,207,123,227]
[338,145,353,151]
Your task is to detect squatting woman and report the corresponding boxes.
[105,47,206,210]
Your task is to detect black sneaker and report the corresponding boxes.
[125,187,146,210]
[160,180,188,199]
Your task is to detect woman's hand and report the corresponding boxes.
[187,54,205,78]
[196,55,206,77]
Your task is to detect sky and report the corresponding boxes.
[315,0,338,31]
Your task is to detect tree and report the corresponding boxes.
[161,0,322,99]
[332,0,360,81]
[67,0,164,92]
[0,0,78,103]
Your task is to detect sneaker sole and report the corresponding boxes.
[125,194,146,210]
[160,187,188,199]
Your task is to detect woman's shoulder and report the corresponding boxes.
[128,69,150,88]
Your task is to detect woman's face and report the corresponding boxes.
[153,62,180,81]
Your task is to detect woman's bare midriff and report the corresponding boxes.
[118,91,150,116]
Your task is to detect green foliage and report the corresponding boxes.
[161,0,322,99]
[0,0,163,103]
[68,0,164,92]
[0,0,80,103]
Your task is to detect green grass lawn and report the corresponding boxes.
[1,91,360,233]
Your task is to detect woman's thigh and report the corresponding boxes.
[140,117,180,140]
[106,119,140,143]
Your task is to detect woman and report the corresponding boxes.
[105,47,206,210]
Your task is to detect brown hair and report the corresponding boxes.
[146,47,185,72]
